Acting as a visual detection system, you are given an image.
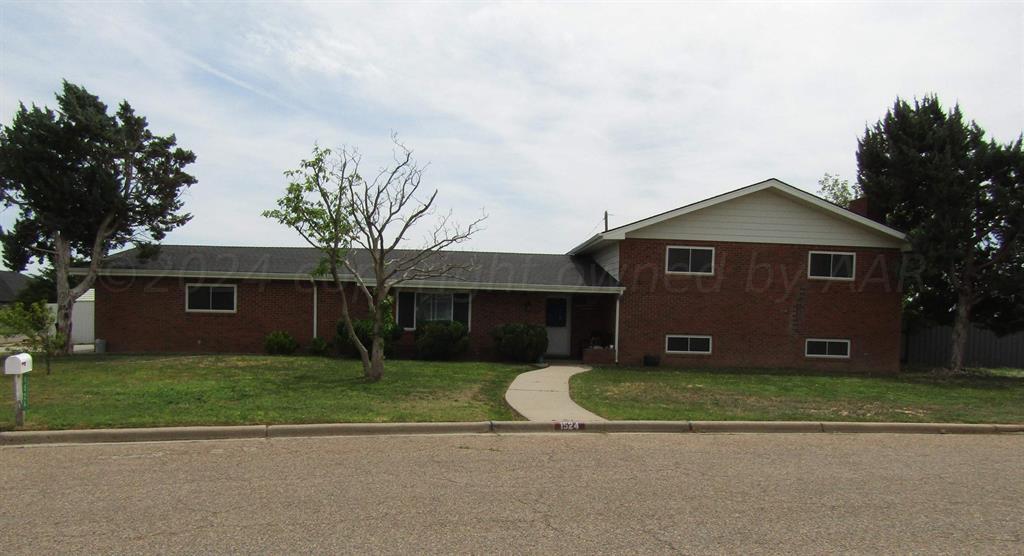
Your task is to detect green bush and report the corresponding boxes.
[336,317,402,358]
[264,331,299,355]
[492,323,548,363]
[0,301,64,374]
[309,336,330,356]
[415,320,469,360]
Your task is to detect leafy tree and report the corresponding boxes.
[0,301,64,374]
[816,172,862,208]
[857,96,1023,372]
[0,81,197,353]
[15,265,81,305]
[264,137,484,381]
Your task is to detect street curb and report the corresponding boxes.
[820,422,1000,434]
[0,425,267,445]
[589,421,693,433]
[1,420,1021,446]
[691,421,824,433]
[268,422,491,438]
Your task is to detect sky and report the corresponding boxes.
[1,1,1022,266]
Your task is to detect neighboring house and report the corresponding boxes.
[80,179,909,372]
[0,271,29,306]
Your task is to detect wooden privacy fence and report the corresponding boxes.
[904,324,1024,369]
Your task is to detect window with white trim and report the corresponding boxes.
[186,284,237,313]
[665,334,712,354]
[805,338,850,358]
[666,246,714,275]
[396,291,470,330]
[808,251,855,280]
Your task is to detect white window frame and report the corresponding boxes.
[665,245,716,276]
[807,251,856,281]
[665,334,713,355]
[185,283,237,314]
[804,338,851,359]
[400,291,472,331]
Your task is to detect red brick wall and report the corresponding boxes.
[616,239,903,372]
[95,277,318,353]
[95,277,560,358]
[314,283,371,343]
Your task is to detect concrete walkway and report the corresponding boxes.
[504,365,606,421]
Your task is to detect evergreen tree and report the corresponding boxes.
[857,96,1023,372]
[0,81,197,352]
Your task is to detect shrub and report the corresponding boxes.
[264,331,299,355]
[0,301,64,374]
[309,336,330,356]
[415,320,469,360]
[492,323,548,363]
[336,317,402,358]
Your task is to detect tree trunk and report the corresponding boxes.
[53,234,75,355]
[949,287,973,373]
[329,262,372,377]
[364,299,386,382]
[367,335,385,382]
[339,307,371,378]
[52,227,107,356]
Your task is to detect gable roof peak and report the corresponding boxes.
[567,178,907,255]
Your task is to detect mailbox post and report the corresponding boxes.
[5,353,32,427]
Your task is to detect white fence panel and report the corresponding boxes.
[46,288,95,344]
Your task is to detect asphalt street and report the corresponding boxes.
[1,433,1021,554]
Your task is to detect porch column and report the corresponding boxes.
[614,293,621,364]
[311,278,318,339]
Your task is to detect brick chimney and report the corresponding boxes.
[848,196,886,224]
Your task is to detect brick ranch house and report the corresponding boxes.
[82,179,910,372]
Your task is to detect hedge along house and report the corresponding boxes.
[82,179,910,371]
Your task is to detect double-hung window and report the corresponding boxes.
[808,251,855,280]
[186,284,237,313]
[397,291,471,330]
[666,246,715,275]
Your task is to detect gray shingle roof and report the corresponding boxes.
[0,271,28,303]
[96,245,621,292]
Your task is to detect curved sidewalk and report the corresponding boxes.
[504,365,606,422]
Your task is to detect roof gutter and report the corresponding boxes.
[566,233,606,256]
[74,268,625,295]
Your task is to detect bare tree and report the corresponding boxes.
[264,136,485,381]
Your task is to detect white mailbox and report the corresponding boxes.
[5,353,32,375]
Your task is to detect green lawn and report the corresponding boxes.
[571,366,1024,424]
[0,355,528,431]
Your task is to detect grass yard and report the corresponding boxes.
[0,355,528,430]
[571,366,1024,424]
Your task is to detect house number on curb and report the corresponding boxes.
[555,420,583,431]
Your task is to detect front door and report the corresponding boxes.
[545,296,571,357]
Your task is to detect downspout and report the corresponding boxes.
[614,293,621,364]
[311,278,318,339]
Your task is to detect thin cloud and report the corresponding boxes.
[0,1,1020,261]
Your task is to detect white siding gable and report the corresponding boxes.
[592,243,620,280]
[627,189,904,248]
